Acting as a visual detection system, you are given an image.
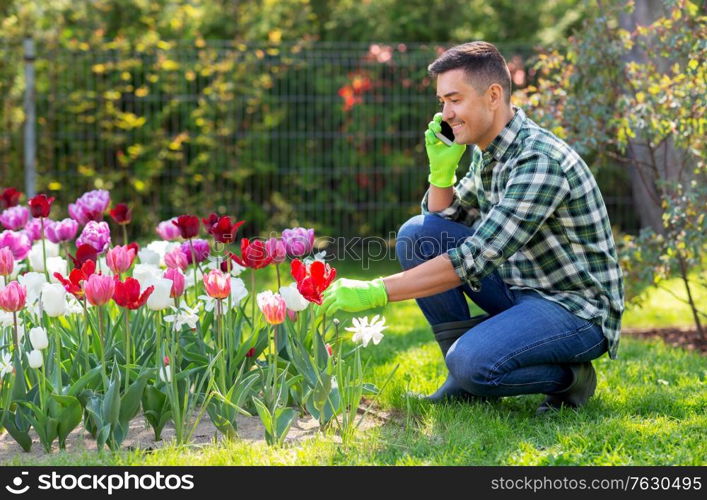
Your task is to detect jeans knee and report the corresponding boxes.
[395,215,425,269]
[446,346,499,396]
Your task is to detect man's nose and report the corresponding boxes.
[441,104,454,122]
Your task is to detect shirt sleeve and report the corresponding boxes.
[447,152,570,290]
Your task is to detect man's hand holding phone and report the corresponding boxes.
[425,113,466,188]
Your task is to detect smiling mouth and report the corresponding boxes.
[451,123,464,132]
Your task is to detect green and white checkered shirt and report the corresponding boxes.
[421,107,624,359]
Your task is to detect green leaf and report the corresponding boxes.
[273,407,297,445]
[49,394,83,449]
[102,377,121,427]
[0,410,32,452]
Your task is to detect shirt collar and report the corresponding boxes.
[482,106,525,164]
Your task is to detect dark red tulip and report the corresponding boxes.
[0,188,22,209]
[290,259,336,305]
[69,244,99,268]
[201,213,219,232]
[207,216,245,244]
[230,238,273,269]
[28,194,55,218]
[112,276,154,310]
[172,215,200,239]
[109,203,132,225]
[245,347,256,358]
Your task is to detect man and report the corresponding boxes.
[321,41,624,414]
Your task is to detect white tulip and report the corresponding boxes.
[29,326,49,350]
[133,263,163,289]
[46,257,68,284]
[18,272,47,305]
[0,351,12,377]
[65,295,85,315]
[41,283,67,317]
[147,278,174,311]
[28,241,59,271]
[279,283,309,311]
[138,248,161,267]
[159,365,172,383]
[230,278,248,306]
[27,349,43,368]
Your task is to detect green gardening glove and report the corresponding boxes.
[425,112,467,188]
[320,278,388,316]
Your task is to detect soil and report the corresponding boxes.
[623,326,705,354]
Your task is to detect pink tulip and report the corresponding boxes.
[156,218,181,241]
[0,281,27,312]
[76,221,111,254]
[257,291,286,325]
[164,268,185,298]
[105,245,137,274]
[0,247,13,276]
[265,237,287,264]
[68,189,110,225]
[46,218,79,243]
[23,218,44,242]
[164,248,188,270]
[0,206,30,230]
[84,273,115,306]
[0,230,32,261]
[281,227,315,257]
[203,269,231,299]
[286,308,298,322]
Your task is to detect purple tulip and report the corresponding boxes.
[156,218,181,241]
[76,221,111,254]
[68,189,111,225]
[46,218,79,244]
[281,227,315,257]
[0,230,32,261]
[23,218,44,242]
[180,239,210,264]
[265,237,287,263]
[0,206,30,231]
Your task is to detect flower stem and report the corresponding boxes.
[189,239,199,305]
[98,305,107,386]
[40,218,49,282]
[275,263,281,290]
[124,308,130,393]
[122,224,128,246]
[251,269,256,322]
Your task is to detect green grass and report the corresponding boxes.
[2,258,705,465]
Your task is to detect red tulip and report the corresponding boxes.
[230,238,273,269]
[68,244,99,268]
[112,276,154,310]
[172,215,200,239]
[54,259,96,299]
[290,259,336,305]
[210,216,245,244]
[201,213,219,232]
[245,347,256,358]
[109,203,132,225]
[28,194,55,218]
[0,188,22,209]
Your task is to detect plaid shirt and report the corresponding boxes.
[421,107,624,359]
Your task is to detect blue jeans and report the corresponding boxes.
[395,214,608,397]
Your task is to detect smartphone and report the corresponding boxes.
[435,120,455,146]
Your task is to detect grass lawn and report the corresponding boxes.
[2,258,705,465]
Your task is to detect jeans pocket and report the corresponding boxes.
[572,331,608,362]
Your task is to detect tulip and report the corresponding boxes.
[138,248,161,267]
[164,248,188,270]
[84,273,115,306]
[41,283,67,317]
[287,309,298,322]
[45,218,78,244]
[203,269,231,299]
[290,259,336,305]
[0,230,32,261]
[203,214,245,244]
[266,237,287,264]
[46,257,68,284]
[105,245,137,275]
[23,218,44,241]
[54,259,95,299]
[76,221,111,254]
[256,291,286,325]
[180,239,210,265]
[146,278,174,311]
[68,189,110,225]
[109,203,132,225]
[27,349,43,369]
[172,215,200,239]
[245,347,256,358]
[164,268,185,298]
[18,272,47,304]
[0,188,22,209]
[156,218,181,240]
[68,244,98,268]
[29,326,49,350]
[132,263,162,290]
[230,238,273,269]
[28,240,60,271]
[0,281,27,312]
[279,282,310,311]
[281,227,314,257]
[0,247,13,277]
[28,194,55,218]
[159,365,172,383]
[0,206,30,230]
[112,277,154,310]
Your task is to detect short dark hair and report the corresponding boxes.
[428,41,511,103]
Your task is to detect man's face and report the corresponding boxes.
[436,68,494,147]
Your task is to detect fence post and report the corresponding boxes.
[23,37,37,199]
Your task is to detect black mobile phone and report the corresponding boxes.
[435,120,455,146]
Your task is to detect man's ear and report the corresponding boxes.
[487,83,504,110]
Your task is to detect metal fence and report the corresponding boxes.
[1,39,638,240]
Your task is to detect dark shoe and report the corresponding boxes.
[415,315,489,404]
[536,361,597,415]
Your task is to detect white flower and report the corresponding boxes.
[132,263,163,289]
[27,349,43,368]
[163,303,201,330]
[159,365,172,383]
[0,310,14,327]
[345,315,387,347]
[41,282,67,317]
[29,326,49,350]
[46,257,68,283]
[0,351,12,377]
[65,295,85,315]
[28,241,60,271]
[138,248,161,267]
[279,282,309,311]
[18,272,47,305]
[96,257,114,276]
[145,240,178,266]
[146,277,174,311]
